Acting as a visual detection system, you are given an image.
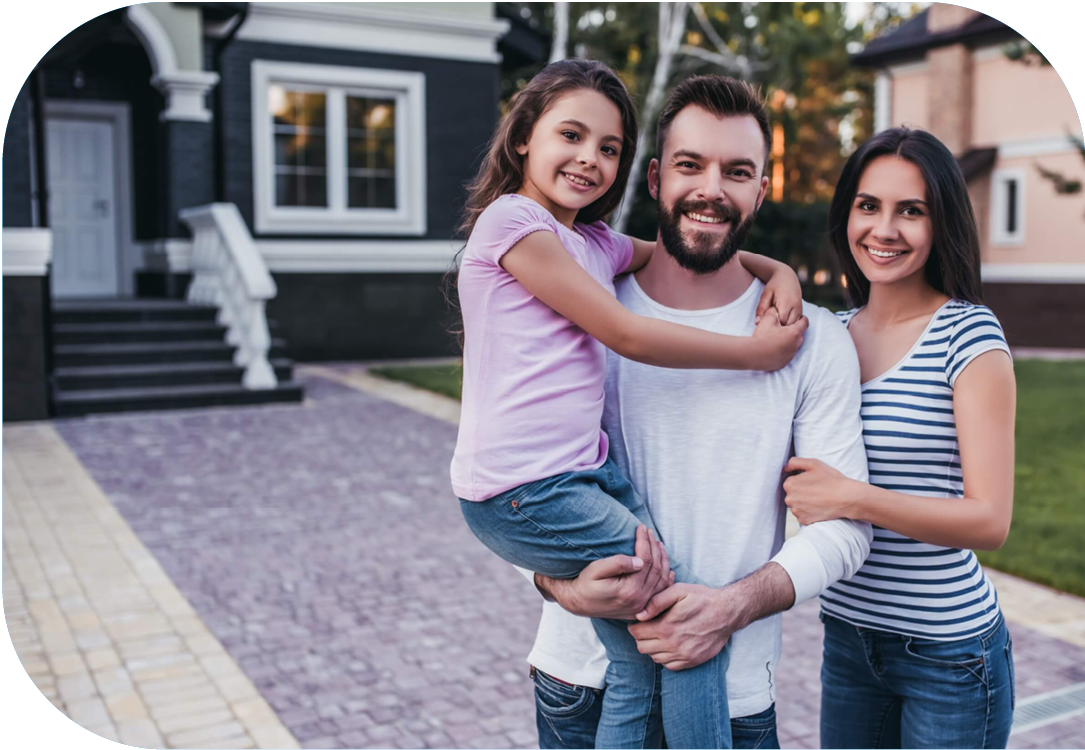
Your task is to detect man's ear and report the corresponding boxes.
[647,158,661,200]
[755,174,769,212]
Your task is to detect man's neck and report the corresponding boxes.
[633,236,756,311]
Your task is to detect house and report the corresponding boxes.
[3,3,542,421]
[851,3,1085,349]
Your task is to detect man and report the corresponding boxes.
[522,76,873,749]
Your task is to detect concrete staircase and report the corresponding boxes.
[50,299,304,416]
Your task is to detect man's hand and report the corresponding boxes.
[628,563,796,671]
[535,525,675,620]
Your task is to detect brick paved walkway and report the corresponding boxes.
[4,363,1084,749]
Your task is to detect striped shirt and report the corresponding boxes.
[820,300,1012,640]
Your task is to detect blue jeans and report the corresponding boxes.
[819,611,1015,749]
[532,667,778,749]
[461,457,732,748]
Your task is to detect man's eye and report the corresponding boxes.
[731,170,752,179]
[677,161,698,169]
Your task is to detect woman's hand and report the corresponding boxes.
[755,266,803,326]
[783,457,863,524]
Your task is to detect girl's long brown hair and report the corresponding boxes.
[444,59,639,347]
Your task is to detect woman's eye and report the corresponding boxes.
[858,201,877,212]
[902,207,924,217]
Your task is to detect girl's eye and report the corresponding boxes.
[601,146,619,157]
[561,130,579,141]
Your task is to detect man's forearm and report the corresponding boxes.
[719,562,796,630]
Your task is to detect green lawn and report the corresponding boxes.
[371,359,1085,597]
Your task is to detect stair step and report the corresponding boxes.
[53,359,295,390]
[53,382,305,417]
[53,339,288,367]
[53,321,228,345]
[52,300,219,324]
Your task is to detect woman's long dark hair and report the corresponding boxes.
[828,127,983,307]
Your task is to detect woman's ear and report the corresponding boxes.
[515,141,528,156]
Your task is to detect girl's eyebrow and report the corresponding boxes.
[856,192,928,207]
[559,119,622,144]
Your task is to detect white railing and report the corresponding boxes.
[178,203,278,389]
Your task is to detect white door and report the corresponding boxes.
[47,117,119,297]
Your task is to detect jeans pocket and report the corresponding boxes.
[1006,631,1016,710]
[903,636,985,668]
[533,670,597,719]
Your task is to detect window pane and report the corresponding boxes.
[272,89,326,129]
[276,172,328,208]
[345,96,398,210]
[373,177,396,209]
[346,97,395,133]
[348,175,397,209]
[1006,180,1017,234]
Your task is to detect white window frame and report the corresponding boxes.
[252,60,426,235]
[990,168,1026,246]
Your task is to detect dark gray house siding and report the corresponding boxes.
[2,81,34,229]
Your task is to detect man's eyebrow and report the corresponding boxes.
[558,119,622,144]
[670,151,758,170]
[856,192,928,206]
[671,149,704,161]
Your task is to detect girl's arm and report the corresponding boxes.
[737,251,804,326]
[501,230,807,371]
[783,351,1016,551]
[625,237,655,274]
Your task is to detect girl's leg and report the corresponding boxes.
[459,457,731,748]
[819,613,902,749]
[891,617,1014,749]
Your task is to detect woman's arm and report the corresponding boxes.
[738,251,804,326]
[501,230,807,371]
[783,350,1016,550]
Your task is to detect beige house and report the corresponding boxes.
[853,3,1084,349]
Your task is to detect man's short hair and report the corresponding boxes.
[655,75,772,176]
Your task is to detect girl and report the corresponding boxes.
[453,59,806,749]
[782,127,1017,748]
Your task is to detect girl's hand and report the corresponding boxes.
[751,309,808,371]
[783,457,862,525]
[755,267,803,326]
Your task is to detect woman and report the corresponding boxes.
[782,127,1017,749]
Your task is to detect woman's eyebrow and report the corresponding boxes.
[558,119,622,143]
[856,192,928,207]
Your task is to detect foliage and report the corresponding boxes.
[369,363,463,401]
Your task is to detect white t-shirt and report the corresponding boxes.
[524,276,872,718]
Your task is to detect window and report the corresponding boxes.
[990,169,1025,246]
[253,61,426,235]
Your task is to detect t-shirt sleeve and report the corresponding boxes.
[944,306,1012,387]
[468,196,559,267]
[771,307,872,605]
[585,220,635,277]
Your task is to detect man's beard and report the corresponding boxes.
[657,199,757,275]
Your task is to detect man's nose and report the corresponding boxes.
[696,168,725,202]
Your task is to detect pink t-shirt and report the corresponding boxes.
[451,194,635,502]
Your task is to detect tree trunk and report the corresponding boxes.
[613,2,690,232]
[550,2,569,63]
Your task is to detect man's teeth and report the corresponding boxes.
[865,245,905,258]
[564,173,593,186]
[685,212,725,224]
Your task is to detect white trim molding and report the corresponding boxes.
[990,168,1026,246]
[140,239,195,272]
[998,134,1085,160]
[235,2,510,63]
[252,60,427,236]
[2,229,53,276]
[972,44,1008,63]
[125,4,179,79]
[982,263,1085,284]
[874,71,891,133]
[152,71,220,123]
[139,237,459,274]
[259,240,460,273]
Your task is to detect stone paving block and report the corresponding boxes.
[85,723,120,743]
[46,651,87,677]
[140,682,222,708]
[249,723,303,749]
[66,697,112,728]
[150,694,231,722]
[166,718,247,746]
[105,690,150,722]
[117,717,164,749]
[56,671,98,702]
[156,707,237,735]
[84,647,121,671]
[92,665,134,695]
[187,736,258,750]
